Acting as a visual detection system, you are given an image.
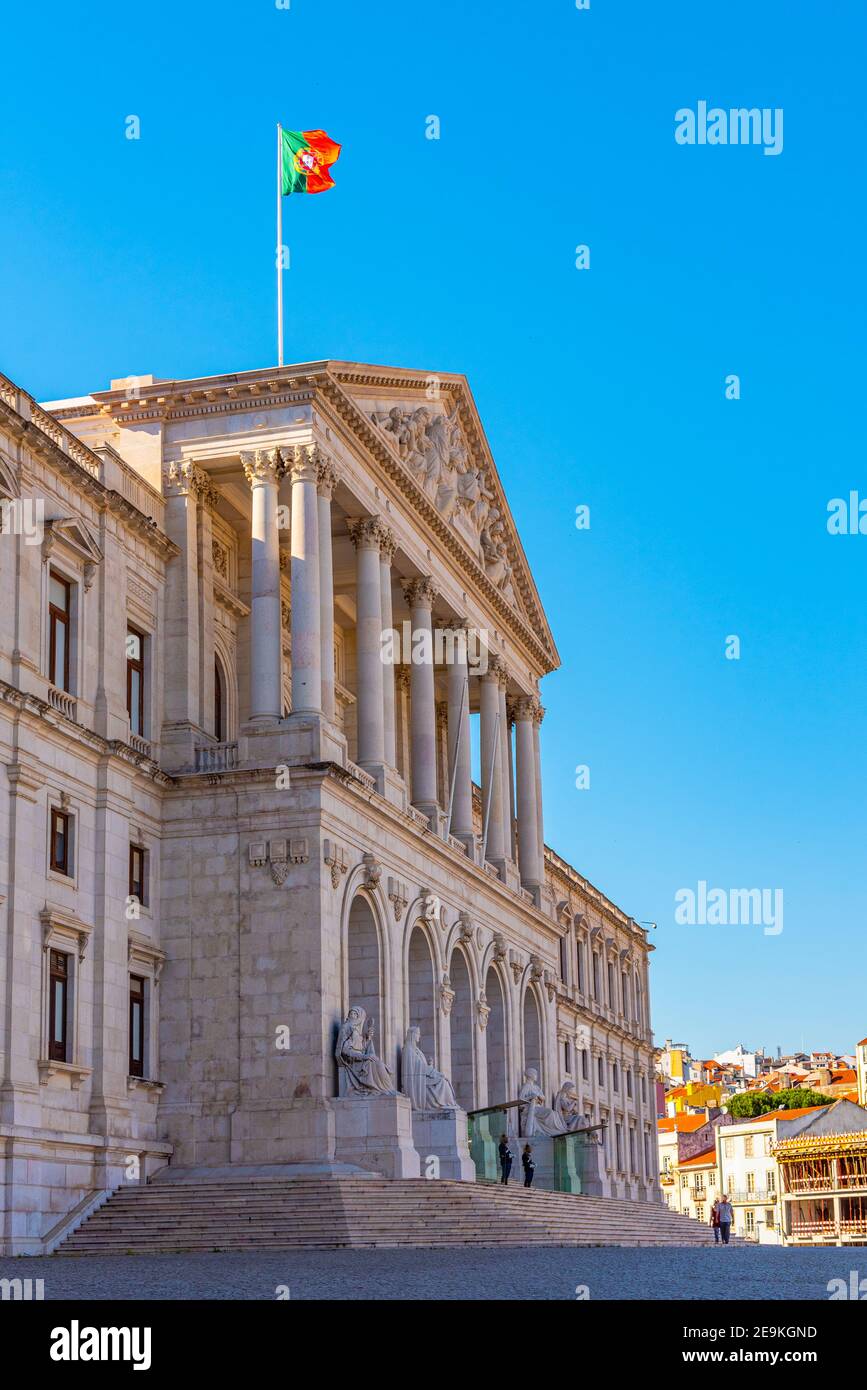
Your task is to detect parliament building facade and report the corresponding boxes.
[0,361,660,1254]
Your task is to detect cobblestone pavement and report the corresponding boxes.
[1,1245,861,1300]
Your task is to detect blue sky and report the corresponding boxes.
[1,1,864,1059]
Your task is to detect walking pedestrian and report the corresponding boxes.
[522,1143,536,1189]
[717,1195,734,1245]
[710,1198,721,1244]
[498,1134,513,1185]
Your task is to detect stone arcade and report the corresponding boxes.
[0,362,660,1254]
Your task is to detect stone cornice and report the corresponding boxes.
[0,679,174,786]
[0,385,178,562]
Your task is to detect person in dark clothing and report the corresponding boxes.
[498,1134,513,1185]
[522,1144,535,1188]
[710,1198,721,1244]
[717,1196,734,1244]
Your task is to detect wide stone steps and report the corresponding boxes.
[56,1177,728,1254]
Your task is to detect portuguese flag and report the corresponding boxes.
[280,128,341,195]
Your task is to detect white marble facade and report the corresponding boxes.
[0,363,660,1253]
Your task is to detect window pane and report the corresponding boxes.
[53,982,65,1042]
[53,623,66,687]
[50,575,68,611]
[129,670,142,733]
[131,1002,142,1060]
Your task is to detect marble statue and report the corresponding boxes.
[335,1006,396,1096]
[518,1068,567,1136]
[401,1026,459,1111]
[554,1079,586,1133]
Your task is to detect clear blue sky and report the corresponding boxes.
[1,1,864,1060]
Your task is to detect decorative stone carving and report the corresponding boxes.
[335,1007,396,1096]
[439,972,455,1016]
[401,576,437,611]
[529,954,544,982]
[554,1080,591,1133]
[362,853,382,891]
[289,838,309,864]
[387,876,408,922]
[476,990,490,1031]
[401,1026,458,1110]
[456,912,474,946]
[248,841,267,868]
[492,932,507,963]
[240,448,284,486]
[323,838,348,889]
[509,949,523,984]
[212,539,229,579]
[346,514,389,552]
[315,456,339,499]
[419,889,441,928]
[544,971,557,1003]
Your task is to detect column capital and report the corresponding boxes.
[440,613,471,632]
[316,456,339,499]
[481,654,508,686]
[287,442,322,484]
[163,459,220,506]
[513,692,537,721]
[401,575,437,611]
[241,448,284,487]
[534,701,546,727]
[378,525,397,565]
[347,514,390,552]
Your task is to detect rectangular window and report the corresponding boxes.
[641,1073,646,1102]
[626,1068,633,1099]
[48,571,71,691]
[559,935,569,984]
[577,943,585,994]
[696,1205,705,1224]
[681,1173,688,1189]
[724,1137,734,1159]
[607,960,615,1006]
[582,1048,589,1082]
[49,808,72,876]
[597,1055,604,1085]
[744,1209,755,1235]
[129,843,148,908]
[767,1170,775,1193]
[129,975,145,1077]
[563,1039,570,1073]
[49,950,69,1062]
[746,1171,755,1193]
[126,628,145,736]
[612,1062,619,1091]
[764,1208,775,1229]
[615,1123,623,1170]
[744,1136,754,1157]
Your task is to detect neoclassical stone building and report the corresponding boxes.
[0,362,659,1254]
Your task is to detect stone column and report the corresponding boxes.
[445,620,473,850]
[348,516,386,775]
[162,462,203,758]
[316,457,339,722]
[402,577,438,823]
[533,700,546,884]
[395,665,411,781]
[514,694,541,893]
[241,448,284,723]
[287,445,322,715]
[497,668,513,862]
[479,658,506,869]
[379,527,398,767]
[507,702,518,861]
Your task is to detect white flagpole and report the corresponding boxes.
[276,123,284,367]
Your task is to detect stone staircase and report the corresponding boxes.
[56,1175,728,1254]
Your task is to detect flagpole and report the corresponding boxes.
[276,122,284,367]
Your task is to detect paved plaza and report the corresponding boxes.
[1,1245,862,1301]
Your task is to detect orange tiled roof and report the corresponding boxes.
[831,1069,856,1083]
[742,1104,830,1124]
[858,1037,867,1047]
[658,1115,709,1134]
[679,1148,717,1168]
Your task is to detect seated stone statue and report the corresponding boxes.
[335,1006,396,1097]
[401,1026,459,1111]
[554,1079,587,1133]
[518,1068,567,1136]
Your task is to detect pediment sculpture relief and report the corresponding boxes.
[370,404,516,606]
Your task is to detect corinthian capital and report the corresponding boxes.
[287,443,321,484]
[513,693,537,722]
[316,456,339,499]
[401,576,437,611]
[346,515,388,551]
[378,525,397,565]
[241,448,283,486]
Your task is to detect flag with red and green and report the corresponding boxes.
[280,129,341,195]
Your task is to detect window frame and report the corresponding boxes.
[129,843,149,909]
[126,626,146,737]
[49,807,72,877]
[48,949,69,1062]
[48,570,71,692]
[129,974,146,1078]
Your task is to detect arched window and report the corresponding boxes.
[214,657,225,740]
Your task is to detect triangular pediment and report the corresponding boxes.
[326,364,559,670]
[44,516,103,565]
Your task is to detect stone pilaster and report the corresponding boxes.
[316,457,339,722]
[161,461,206,766]
[287,445,322,715]
[444,619,473,851]
[479,657,507,872]
[379,527,398,768]
[241,448,284,724]
[514,693,541,895]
